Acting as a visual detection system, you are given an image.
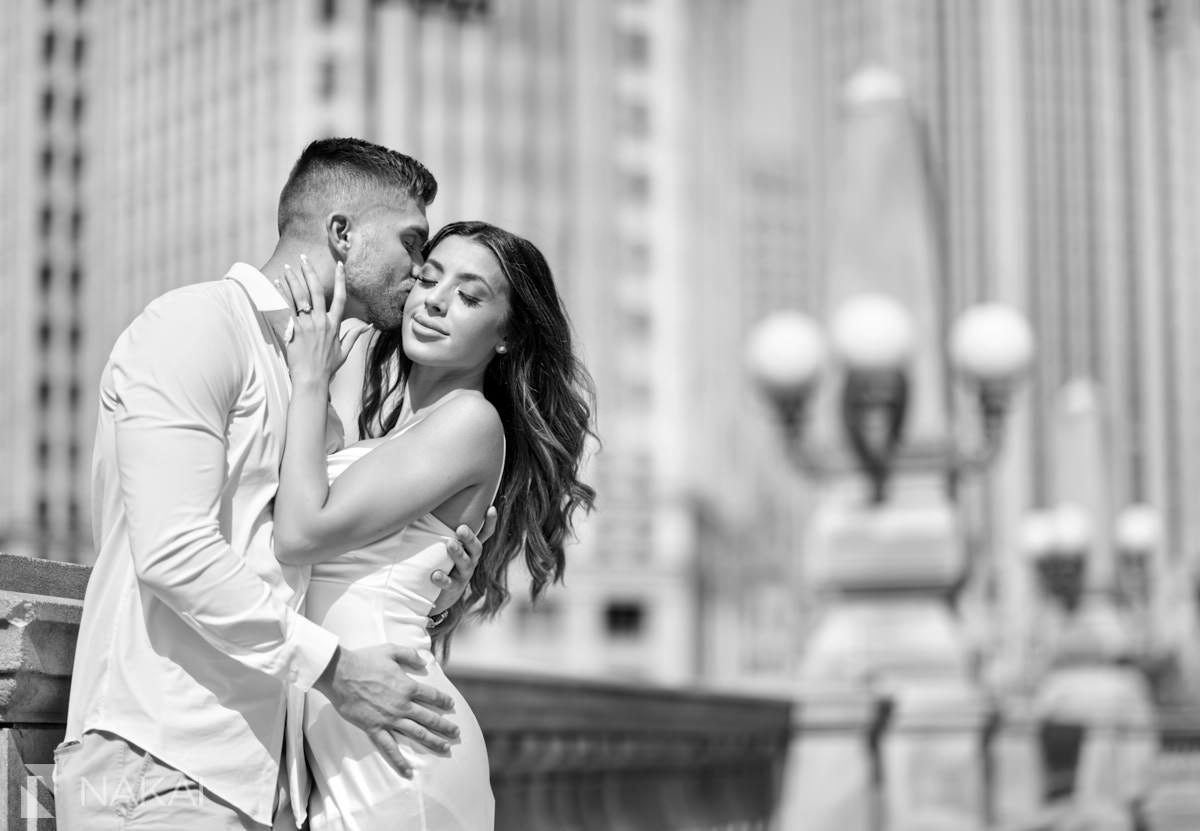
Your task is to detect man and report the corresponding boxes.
[55,138,488,829]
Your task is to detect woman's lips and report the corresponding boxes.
[411,315,449,337]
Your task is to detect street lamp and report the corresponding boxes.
[1022,504,1093,614]
[1115,503,1160,609]
[746,293,1033,502]
[1025,502,1161,615]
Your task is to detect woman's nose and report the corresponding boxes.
[425,286,448,313]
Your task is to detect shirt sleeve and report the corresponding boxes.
[108,288,338,690]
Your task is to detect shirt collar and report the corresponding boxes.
[225,263,289,313]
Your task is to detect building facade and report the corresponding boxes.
[0,0,94,562]
[4,0,822,685]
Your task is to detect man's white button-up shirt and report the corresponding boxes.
[66,264,341,825]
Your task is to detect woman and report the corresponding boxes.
[271,221,596,830]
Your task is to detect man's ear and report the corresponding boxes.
[326,212,351,255]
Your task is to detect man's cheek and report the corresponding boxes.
[397,277,416,303]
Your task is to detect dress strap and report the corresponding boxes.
[484,433,507,510]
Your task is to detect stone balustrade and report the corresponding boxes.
[5,549,1200,830]
[0,553,791,829]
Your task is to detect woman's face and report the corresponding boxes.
[402,235,511,372]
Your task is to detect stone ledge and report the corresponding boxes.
[0,570,85,725]
[0,555,89,602]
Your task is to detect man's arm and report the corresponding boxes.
[109,289,336,688]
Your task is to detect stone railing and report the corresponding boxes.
[1142,707,1200,830]
[0,553,88,829]
[9,549,1199,830]
[0,554,792,829]
[453,671,789,830]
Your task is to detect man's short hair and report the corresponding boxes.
[277,137,438,236]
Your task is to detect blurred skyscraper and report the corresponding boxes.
[1,0,815,685]
[0,0,93,563]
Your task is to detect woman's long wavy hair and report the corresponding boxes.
[358,221,597,649]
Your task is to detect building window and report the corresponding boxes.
[36,497,50,530]
[616,27,650,67]
[71,93,84,125]
[68,380,81,410]
[414,0,490,19]
[618,99,650,137]
[604,600,645,639]
[68,324,81,352]
[37,319,52,350]
[67,498,80,530]
[41,88,55,122]
[37,438,50,467]
[622,169,650,202]
[40,263,53,293]
[514,598,562,639]
[318,58,338,100]
[622,308,651,339]
[40,205,53,238]
[42,30,56,64]
[40,146,54,177]
[69,265,82,290]
[624,240,650,273]
[70,149,84,182]
[70,210,83,241]
[320,0,337,22]
[72,35,86,68]
[37,379,51,409]
[624,379,651,407]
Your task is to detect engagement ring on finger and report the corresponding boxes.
[297,305,312,314]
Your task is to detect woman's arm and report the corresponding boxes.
[275,393,502,565]
[272,256,502,566]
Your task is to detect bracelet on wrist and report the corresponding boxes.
[427,608,450,629]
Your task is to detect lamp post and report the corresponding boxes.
[1114,504,1159,613]
[749,64,1036,831]
[1018,381,1161,827]
[746,297,1033,502]
[746,296,1032,831]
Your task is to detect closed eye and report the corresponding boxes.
[458,291,482,307]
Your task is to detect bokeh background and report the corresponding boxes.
[4,0,1200,705]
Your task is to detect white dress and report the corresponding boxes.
[303,392,498,831]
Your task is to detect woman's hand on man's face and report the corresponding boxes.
[278,256,370,385]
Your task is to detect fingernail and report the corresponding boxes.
[417,648,435,665]
[300,253,308,263]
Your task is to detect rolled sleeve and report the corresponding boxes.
[110,290,336,687]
